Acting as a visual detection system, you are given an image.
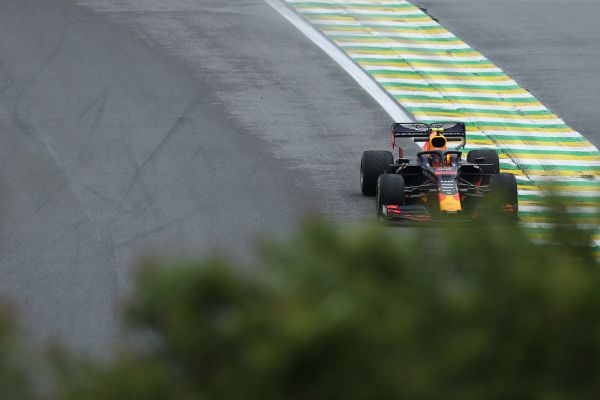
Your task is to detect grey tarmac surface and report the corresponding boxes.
[413,0,600,148]
[0,0,413,353]
[8,0,590,355]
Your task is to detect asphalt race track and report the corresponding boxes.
[414,0,600,148]
[0,0,596,353]
[0,0,412,353]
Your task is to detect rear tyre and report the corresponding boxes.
[490,173,518,213]
[467,149,500,174]
[376,174,405,216]
[361,150,394,196]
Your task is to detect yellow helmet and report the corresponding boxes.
[428,128,447,149]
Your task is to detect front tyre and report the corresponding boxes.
[361,150,394,196]
[490,173,518,214]
[376,174,405,216]
[467,149,500,175]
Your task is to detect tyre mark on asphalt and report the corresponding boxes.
[125,92,199,195]
[75,88,110,169]
[1,6,126,290]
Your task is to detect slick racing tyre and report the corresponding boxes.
[361,150,394,196]
[467,149,500,175]
[376,174,405,216]
[490,172,518,213]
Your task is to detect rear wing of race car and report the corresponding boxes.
[391,122,466,149]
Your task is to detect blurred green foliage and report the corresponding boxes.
[0,308,33,400]
[1,214,599,399]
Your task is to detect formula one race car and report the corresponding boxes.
[360,122,518,222]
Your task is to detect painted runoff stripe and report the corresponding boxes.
[284,0,600,253]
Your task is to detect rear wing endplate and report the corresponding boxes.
[391,122,466,148]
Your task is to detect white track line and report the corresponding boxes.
[265,0,414,122]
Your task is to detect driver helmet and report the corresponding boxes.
[423,128,447,167]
